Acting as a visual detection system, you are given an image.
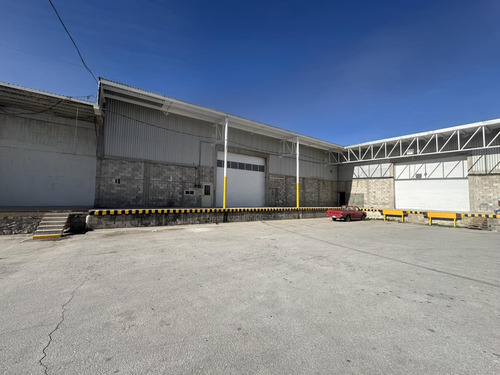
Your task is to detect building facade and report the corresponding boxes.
[94,79,341,209]
[1,79,499,213]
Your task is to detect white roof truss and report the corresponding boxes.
[336,119,500,164]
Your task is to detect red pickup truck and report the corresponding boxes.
[327,205,367,222]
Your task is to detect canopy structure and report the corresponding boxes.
[333,119,500,164]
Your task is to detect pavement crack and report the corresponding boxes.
[39,281,86,374]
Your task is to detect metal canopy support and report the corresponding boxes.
[325,150,338,165]
[214,122,224,142]
[281,139,295,155]
[337,123,500,164]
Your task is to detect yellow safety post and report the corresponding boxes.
[223,176,227,209]
[223,116,228,209]
[382,209,405,222]
[296,182,299,208]
[296,136,300,209]
[427,212,457,227]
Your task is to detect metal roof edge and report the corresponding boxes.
[0,81,95,107]
[345,118,500,148]
[99,78,343,151]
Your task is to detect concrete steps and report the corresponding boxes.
[33,212,70,239]
[468,217,489,230]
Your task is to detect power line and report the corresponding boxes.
[0,99,65,116]
[1,88,331,165]
[48,0,98,83]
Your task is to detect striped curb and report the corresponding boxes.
[90,207,342,216]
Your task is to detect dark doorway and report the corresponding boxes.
[338,192,346,206]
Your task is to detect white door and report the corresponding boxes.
[201,184,212,207]
[216,152,266,207]
[394,156,470,212]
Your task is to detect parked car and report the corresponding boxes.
[327,205,367,222]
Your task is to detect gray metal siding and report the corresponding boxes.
[105,100,336,180]
[0,110,96,207]
[104,99,215,166]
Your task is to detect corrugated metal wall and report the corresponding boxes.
[104,99,215,166]
[470,149,500,173]
[269,145,334,179]
[228,127,334,179]
[339,162,392,180]
[104,99,336,180]
[0,109,96,206]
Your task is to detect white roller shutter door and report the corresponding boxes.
[216,151,266,207]
[394,156,470,212]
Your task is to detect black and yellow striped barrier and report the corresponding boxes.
[89,207,340,216]
[88,207,500,226]
[462,213,500,219]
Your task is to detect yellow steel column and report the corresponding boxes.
[296,137,300,208]
[223,116,228,209]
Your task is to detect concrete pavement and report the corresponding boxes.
[0,219,499,374]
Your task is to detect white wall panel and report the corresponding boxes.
[394,156,469,212]
[353,163,392,179]
[395,179,469,212]
[470,149,500,173]
[394,156,467,180]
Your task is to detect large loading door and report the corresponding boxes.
[394,156,470,212]
[216,152,266,207]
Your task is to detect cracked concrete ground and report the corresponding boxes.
[0,219,499,374]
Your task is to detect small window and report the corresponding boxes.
[245,163,252,170]
[114,178,120,184]
[230,161,238,169]
[258,165,265,172]
[185,190,194,195]
[217,160,223,167]
[238,162,245,170]
[252,164,259,171]
[204,185,211,196]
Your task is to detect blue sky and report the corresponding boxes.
[1,0,499,145]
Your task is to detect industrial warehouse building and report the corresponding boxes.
[1,79,499,214]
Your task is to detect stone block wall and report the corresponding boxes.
[268,174,336,207]
[468,174,500,213]
[95,157,213,208]
[337,178,394,209]
[86,209,332,230]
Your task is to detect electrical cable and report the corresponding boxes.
[1,91,334,165]
[0,98,65,116]
[48,0,98,83]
